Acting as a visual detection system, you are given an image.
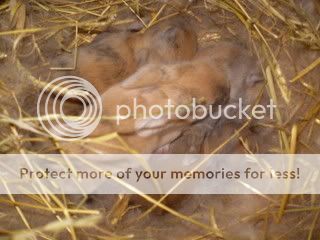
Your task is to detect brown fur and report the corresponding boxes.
[47,17,198,93]
[59,56,229,154]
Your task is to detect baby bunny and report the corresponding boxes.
[162,42,265,154]
[101,61,228,153]
[48,16,198,93]
[200,42,265,154]
[56,56,229,154]
[132,16,198,65]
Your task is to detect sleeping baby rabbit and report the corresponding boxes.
[58,57,229,154]
[160,41,264,154]
[47,16,198,94]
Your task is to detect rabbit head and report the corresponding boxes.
[132,16,198,66]
[196,42,264,104]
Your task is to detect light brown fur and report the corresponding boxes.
[48,17,198,93]
[59,57,229,154]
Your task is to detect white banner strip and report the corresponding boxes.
[0,154,318,194]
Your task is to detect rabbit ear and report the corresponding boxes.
[134,116,186,152]
[133,103,199,138]
[134,117,170,137]
[121,64,168,89]
[132,84,208,138]
[163,26,181,43]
